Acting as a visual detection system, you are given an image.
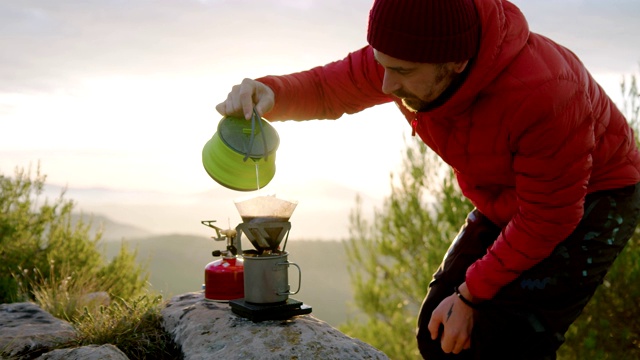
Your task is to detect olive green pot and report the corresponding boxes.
[202,115,279,191]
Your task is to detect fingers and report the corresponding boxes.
[438,326,469,354]
[215,84,243,118]
[215,78,275,120]
[214,102,225,116]
[439,327,457,354]
[239,78,257,120]
[427,310,441,340]
[450,333,469,354]
[254,83,275,118]
[428,295,474,354]
[463,337,472,351]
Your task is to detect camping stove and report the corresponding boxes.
[201,220,244,302]
[203,195,311,322]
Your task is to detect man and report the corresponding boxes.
[216,0,640,358]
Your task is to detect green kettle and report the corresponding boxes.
[202,111,280,191]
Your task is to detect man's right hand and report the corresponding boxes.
[215,78,275,120]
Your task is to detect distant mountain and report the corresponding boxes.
[71,212,154,242]
[43,180,383,241]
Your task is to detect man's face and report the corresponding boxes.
[373,49,467,112]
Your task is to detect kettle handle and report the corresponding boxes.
[242,108,270,162]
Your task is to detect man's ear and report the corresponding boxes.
[451,60,470,74]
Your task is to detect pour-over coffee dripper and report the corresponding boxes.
[228,194,312,320]
[234,195,297,254]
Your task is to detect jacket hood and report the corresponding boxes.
[425,0,530,117]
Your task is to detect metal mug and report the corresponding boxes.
[243,251,301,304]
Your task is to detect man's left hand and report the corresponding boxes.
[427,284,476,354]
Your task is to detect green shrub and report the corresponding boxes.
[1,166,180,359]
[1,166,147,303]
[72,295,181,359]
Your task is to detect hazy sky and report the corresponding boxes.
[1,0,639,238]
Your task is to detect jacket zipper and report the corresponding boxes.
[411,118,418,137]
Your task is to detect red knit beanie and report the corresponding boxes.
[367,0,480,63]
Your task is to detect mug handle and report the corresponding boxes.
[276,261,301,296]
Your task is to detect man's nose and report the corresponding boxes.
[381,71,400,95]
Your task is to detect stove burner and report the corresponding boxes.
[229,298,312,322]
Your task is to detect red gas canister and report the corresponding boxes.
[201,220,245,302]
[204,255,244,301]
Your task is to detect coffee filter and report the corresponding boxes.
[234,194,298,222]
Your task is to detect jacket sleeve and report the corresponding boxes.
[465,79,595,300]
[256,46,392,121]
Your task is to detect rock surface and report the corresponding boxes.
[0,302,77,359]
[162,292,390,360]
[35,344,129,360]
[1,293,389,360]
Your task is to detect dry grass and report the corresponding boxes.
[15,262,182,359]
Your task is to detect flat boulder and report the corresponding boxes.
[36,344,129,360]
[0,302,77,359]
[162,292,389,360]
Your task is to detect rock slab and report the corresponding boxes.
[0,302,77,359]
[162,292,390,360]
[35,344,129,360]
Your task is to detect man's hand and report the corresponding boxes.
[216,78,275,120]
[427,283,476,354]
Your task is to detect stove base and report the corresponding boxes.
[229,298,312,322]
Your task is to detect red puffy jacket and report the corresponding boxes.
[257,0,640,300]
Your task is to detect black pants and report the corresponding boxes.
[416,183,640,359]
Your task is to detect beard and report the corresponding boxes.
[394,64,456,112]
[400,97,425,112]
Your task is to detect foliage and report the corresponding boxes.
[621,65,640,135]
[0,166,181,359]
[71,295,181,359]
[557,66,640,360]
[0,166,148,303]
[14,261,104,322]
[340,140,473,359]
[97,242,149,301]
[14,259,181,359]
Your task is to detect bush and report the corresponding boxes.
[72,295,181,359]
[0,166,181,359]
[0,166,147,303]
